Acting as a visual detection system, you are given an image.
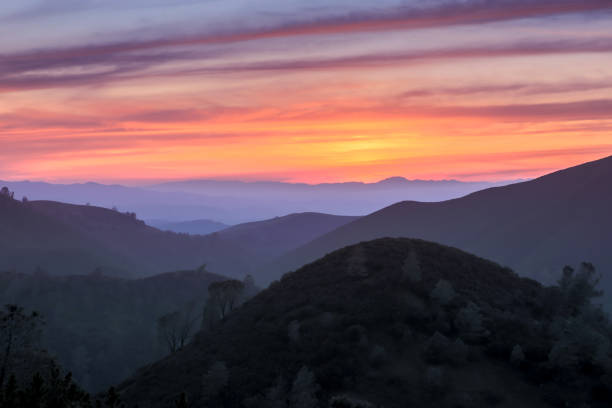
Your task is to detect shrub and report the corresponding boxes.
[425,332,451,364]
[290,366,320,408]
[424,366,448,394]
[510,344,525,367]
[288,320,301,344]
[448,338,468,365]
[369,345,387,368]
[454,302,488,342]
[400,251,422,283]
[430,280,456,306]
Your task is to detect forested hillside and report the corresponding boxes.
[0,268,230,391]
[118,238,612,407]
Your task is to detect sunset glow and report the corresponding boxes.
[2,0,612,183]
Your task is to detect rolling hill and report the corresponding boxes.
[0,196,252,277]
[212,212,360,258]
[0,194,359,280]
[117,238,612,407]
[265,156,612,303]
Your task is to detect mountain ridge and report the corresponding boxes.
[263,155,612,305]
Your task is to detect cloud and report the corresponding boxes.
[399,80,612,99]
[1,0,610,90]
[426,99,612,121]
[184,38,612,73]
[2,36,611,93]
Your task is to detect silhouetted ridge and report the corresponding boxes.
[0,197,255,277]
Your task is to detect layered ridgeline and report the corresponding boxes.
[0,193,252,277]
[118,239,612,408]
[0,191,358,279]
[266,156,612,303]
[0,268,230,392]
[2,178,511,225]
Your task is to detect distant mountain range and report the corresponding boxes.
[1,178,515,224]
[264,155,612,306]
[2,157,610,301]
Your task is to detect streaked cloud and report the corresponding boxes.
[1,0,611,183]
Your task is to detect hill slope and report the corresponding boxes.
[0,268,228,392]
[0,196,251,277]
[267,156,612,296]
[117,238,612,407]
[212,212,360,258]
[0,195,359,280]
[148,219,230,235]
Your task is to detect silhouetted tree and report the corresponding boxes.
[0,361,91,407]
[0,187,13,200]
[157,302,198,353]
[290,366,319,408]
[103,386,122,408]
[288,320,301,344]
[243,274,259,298]
[510,344,525,367]
[558,263,603,314]
[175,392,189,408]
[0,305,43,389]
[430,279,455,305]
[547,263,611,371]
[401,250,422,283]
[206,280,245,320]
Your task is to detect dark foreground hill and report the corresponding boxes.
[117,238,612,408]
[266,156,612,303]
[0,268,228,392]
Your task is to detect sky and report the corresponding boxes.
[1,0,612,184]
